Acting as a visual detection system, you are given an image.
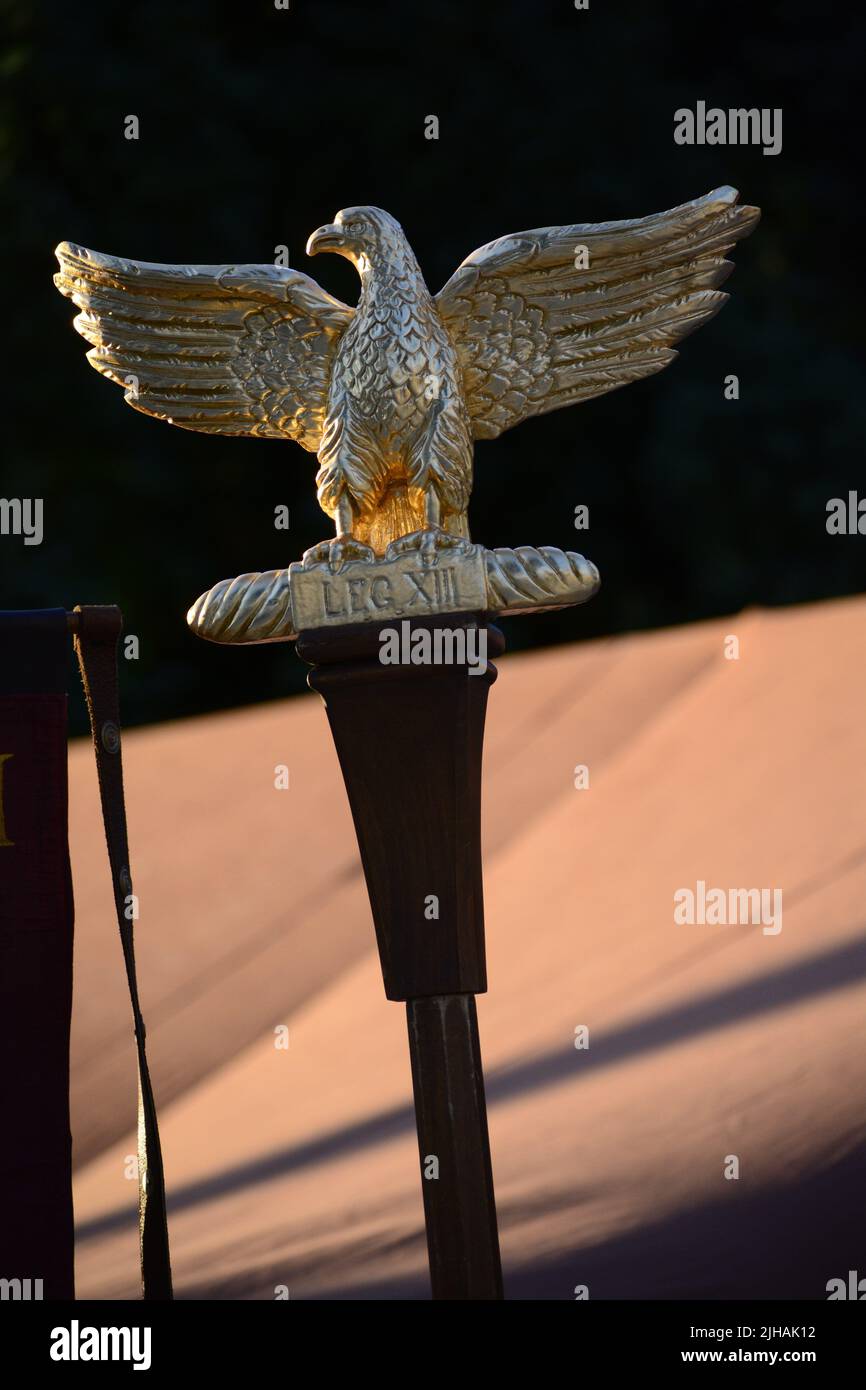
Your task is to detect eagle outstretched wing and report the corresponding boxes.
[435,185,760,441]
[54,243,354,449]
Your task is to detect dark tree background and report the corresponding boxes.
[1,0,862,729]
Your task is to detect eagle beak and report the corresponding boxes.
[306,223,344,256]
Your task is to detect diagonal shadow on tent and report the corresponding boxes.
[76,929,866,1244]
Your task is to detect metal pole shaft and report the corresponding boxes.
[406,993,503,1299]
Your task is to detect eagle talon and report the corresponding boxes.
[385,527,473,568]
[302,535,376,572]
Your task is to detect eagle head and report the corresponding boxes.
[306,206,405,273]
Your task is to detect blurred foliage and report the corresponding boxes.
[0,0,862,730]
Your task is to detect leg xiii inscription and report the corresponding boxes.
[290,547,488,630]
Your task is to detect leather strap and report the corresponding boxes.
[73,605,172,1301]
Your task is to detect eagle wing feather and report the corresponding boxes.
[54,243,354,450]
[435,186,760,440]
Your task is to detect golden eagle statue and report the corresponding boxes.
[55,186,758,642]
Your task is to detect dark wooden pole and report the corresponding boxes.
[407,994,502,1298]
[298,611,504,1300]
